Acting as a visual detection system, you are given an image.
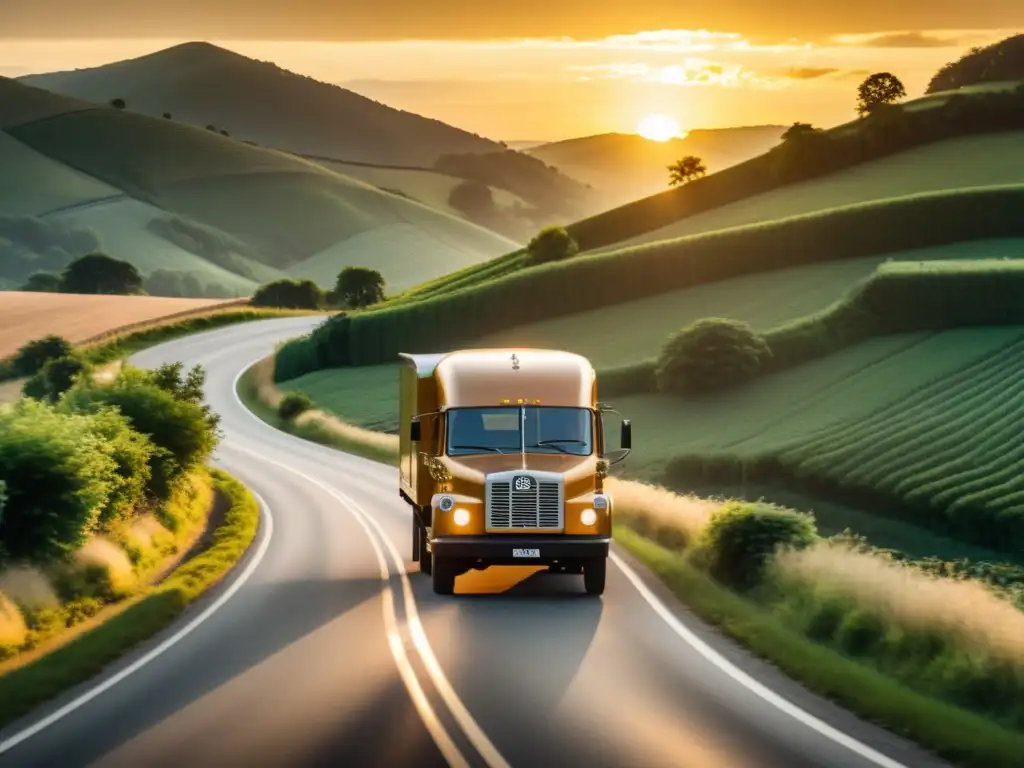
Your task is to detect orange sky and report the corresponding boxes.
[1,25,1019,140]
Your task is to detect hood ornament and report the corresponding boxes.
[511,353,520,370]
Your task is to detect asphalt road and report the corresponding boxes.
[0,317,952,768]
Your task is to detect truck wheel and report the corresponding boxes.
[583,557,606,595]
[432,557,456,595]
[412,515,420,561]
[419,523,433,576]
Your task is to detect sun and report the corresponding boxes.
[636,113,683,142]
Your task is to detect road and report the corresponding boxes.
[0,317,951,768]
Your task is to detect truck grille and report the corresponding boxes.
[487,474,562,529]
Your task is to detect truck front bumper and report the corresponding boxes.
[430,534,610,565]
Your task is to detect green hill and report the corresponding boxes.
[0,77,517,295]
[17,41,502,166]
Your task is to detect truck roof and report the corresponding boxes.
[399,348,597,409]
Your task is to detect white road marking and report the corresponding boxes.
[609,551,907,768]
[0,488,276,755]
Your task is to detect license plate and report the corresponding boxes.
[512,548,540,558]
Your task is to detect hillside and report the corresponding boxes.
[528,126,786,208]
[0,77,517,296]
[927,33,1024,94]
[17,42,501,166]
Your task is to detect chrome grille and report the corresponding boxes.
[486,473,563,529]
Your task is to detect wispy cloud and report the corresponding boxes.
[783,67,840,79]
[830,28,1015,49]
[567,58,776,87]
[514,28,811,54]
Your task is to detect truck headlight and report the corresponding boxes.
[580,508,597,526]
[592,494,609,510]
[438,495,455,512]
[453,508,470,526]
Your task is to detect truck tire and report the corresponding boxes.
[418,522,433,576]
[432,556,456,595]
[583,557,606,595]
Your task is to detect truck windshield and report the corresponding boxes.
[446,406,593,456]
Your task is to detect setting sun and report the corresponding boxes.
[636,113,684,142]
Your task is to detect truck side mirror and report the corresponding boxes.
[620,420,631,450]
[410,418,421,442]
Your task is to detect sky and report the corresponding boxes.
[1,2,1021,141]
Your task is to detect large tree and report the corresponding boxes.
[331,266,385,308]
[856,72,907,117]
[667,155,707,187]
[60,253,144,295]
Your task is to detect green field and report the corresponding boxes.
[595,131,1024,252]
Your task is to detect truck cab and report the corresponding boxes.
[398,348,631,595]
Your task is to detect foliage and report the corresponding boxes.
[927,34,1024,94]
[8,335,74,377]
[0,215,100,287]
[278,391,314,421]
[448,180,496,219]
[856,72,907,116]
[330,266,385,308]
[251,278,324,310]
[654,318,771,395]
[22,356,91,403]
[667,155,707,186]
[525,225,578,266]
[20,271,62,292]
[144,215,261,280]
[109,98,125,109]
[59,253,144,296]
[0,401,120,561]
[692,501,817,589]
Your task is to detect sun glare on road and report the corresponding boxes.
[637,113,683,142]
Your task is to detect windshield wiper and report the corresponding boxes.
[450,444,508,454]
[531,438,587,454]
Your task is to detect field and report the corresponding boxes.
[0,292,240,359]
[596,131,1024,252]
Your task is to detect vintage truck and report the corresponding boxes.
[398,348,631,596]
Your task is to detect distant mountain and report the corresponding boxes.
[17,41,504,166]
[527,126,788,208]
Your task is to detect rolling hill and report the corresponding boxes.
[0,77,518,296]
[17,42,501,166]
[527,126,787,208]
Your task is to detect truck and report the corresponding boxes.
[398,348,631,596]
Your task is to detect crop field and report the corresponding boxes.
[46,198,268,293]
[0,292,240,359]
[0,133,120,216]
[599,131,1024,252]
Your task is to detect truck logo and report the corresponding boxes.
[514,475,533,491]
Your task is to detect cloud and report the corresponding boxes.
[566,58,775,87]
[862,31,957,47]
[784,67,840,79]
[828,29,1013,48]
[517,28,810,54]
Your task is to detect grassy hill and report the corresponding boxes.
[17,42,501,166]
[528,126,786,208]
[0,77,517,296]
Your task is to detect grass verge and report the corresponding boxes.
[614,528,1024,768]
[0,468,261,728]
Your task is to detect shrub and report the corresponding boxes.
[60,253,143,296]
[330,266,385,309]
[252,278,324,310]
[8,335,74,378]
[76,408,155,526]
[20,271,63,292]
[0,401,120,561]
[526,225,578,265]
[693,501,818,590]
[22,356,90,403]
[655,318,771,396]
[278,391,313,421]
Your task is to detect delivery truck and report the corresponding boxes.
[398,348,631,595]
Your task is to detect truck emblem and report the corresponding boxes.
[514,475,532,491]
[511,353,520,370]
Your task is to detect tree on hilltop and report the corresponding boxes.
[60,253,144,295]
[331,267,385,308]
[526,225,578,265]
[781,122,818,142]
[668,155,707,187]
[856,72,907,116]
[109,98,126,109]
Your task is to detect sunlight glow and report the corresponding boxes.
[636,113,683,142]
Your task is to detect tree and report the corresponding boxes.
[448,181,496,220]
[252,278,324,309]
[22,355,90,403]
[780,122,818,143]
[655,318,771,395]
[162,112,173,119]
[667,155,707,187]
[526,225,578,265]
[856,72,907,116]
[110,98,126,109]
[20,270,63,292]
[9,335,74,377]
[60,253,144,295]
[331,267,385,308]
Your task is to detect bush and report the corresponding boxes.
[693,501,817,590]
[252,278,324,310]
[8,335,73,378]
[330,267,385,309]
[0,401,120,561]
[22,356,90,403]
[526,225,578,265]
[75,408,155,526]
[655,318,771,395]
[278,391,313,421]
[60,253,144,296]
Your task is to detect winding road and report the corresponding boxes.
[0,317,950,768]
